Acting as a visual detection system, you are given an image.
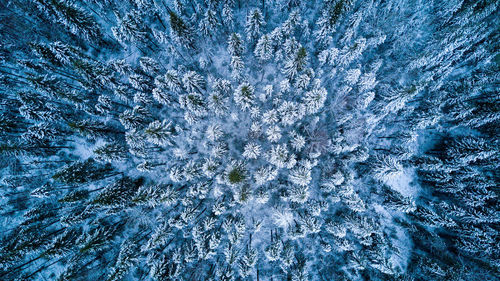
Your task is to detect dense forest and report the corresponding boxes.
[0,0,498,280]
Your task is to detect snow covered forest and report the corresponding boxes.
[0,0,498,280]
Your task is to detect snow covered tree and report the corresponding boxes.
[289,165,312,187]
[234,83,255,110]
[268,144,296,169]
[169,10,195,49]
[91,177,141,208]
[278,101,305,126]
[52,158,114,184]
[199,9,219,37]
[284,46,308,79]
[238,245,257,278]
[245,8,265,41]
[266,125,282,142]
[156,70,183,93]
[112,10,148,45]
[230,55,245,80]
[254,34,273,62]
[242,142,261,159]
[145,120,174,146]
[228,32,245,57]
[303,87,327,114]
[254,165,278,186]
[222,3,235,29]
[139,57,161,75]
[224,160,247,186]
[33,0,102,42]
[182,71,205,93]
[107,240,138,281]
[206,124,223,142]
[119,105,150,129]
[94,142,128,162]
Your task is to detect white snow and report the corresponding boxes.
[384,168,419,198]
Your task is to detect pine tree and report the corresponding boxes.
[92,177,141,208]
[180,92,207,121]
[224,160,247,186]
[119,106,150,130]
[199,9,219,37]
[303,87,327,114]
[156,70,183,93]
[238,245,257,278]
[254,166,278,186]
[112,10,148,45]
[234,83,255,110]
[222,3,234,29]
[268,144,296,169]
[290,131,306,151]
[228,33,244,57]
[372,155,404,182]
[254,34,273,62]
[289,184,310,203]
[266,125,282,142]
[344,68,361,85]
[169,10,195,49]
[282,10,302,37]
[182,71,205,93]
[145,120,174,146]
[107,240,138,281]
[152,87,174,105]
[356,91,375,109]
[52,158,114,184]
[314,0,353,46]
[278,101,305,126]
[242,142,261,159]
[264,236,282,261]
[289,165,312,187]
[94,142,128,162]
[33,0,102,42]
[78,225,116,254]
[245,8,265,41]
[68,120,123,140]
[230,55,245,80]
[139,57,161,74]
[132,184,178,207]
[284,46,308,79]
[44,228,80,258]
